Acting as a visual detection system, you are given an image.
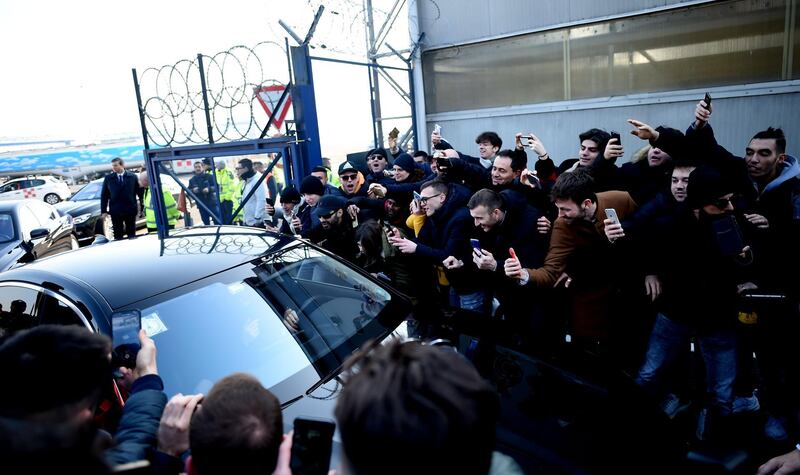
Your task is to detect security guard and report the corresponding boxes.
[214,160,237,224]
[139,171,180,232]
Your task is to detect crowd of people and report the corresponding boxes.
[255,98,799,464]
[2,97,799,474]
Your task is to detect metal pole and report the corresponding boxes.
[131,68,150,150]
[197,54,215,145]
[366,0,384,147]
[408,67,418,152]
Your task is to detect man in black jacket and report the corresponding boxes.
[388,179,486,312]
[468,189,551,346]
[100,158,143,240]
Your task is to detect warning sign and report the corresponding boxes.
[254,84,293,130]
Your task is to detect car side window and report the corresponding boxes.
[0,183,18,193]
[0,285,85,340]
[19,180,33,189]
[26,202,57,228]
[31,179,46,187]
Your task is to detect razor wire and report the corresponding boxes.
[137,41,291,148]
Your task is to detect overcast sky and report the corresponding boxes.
[0,0,412,159]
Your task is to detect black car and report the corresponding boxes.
[0,200,77,272]
[0,227,766,474]
[55,178,145,245]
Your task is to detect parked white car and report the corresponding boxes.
[0,176,72,205]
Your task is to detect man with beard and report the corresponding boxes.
[315,195,359,263]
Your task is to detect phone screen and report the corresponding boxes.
[610,132,621,144]
[290,417,335,475]
[112,310,141,368]
[470,239,481,251]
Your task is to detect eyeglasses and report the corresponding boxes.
[419,193,442,204]
[367,155,385,161]
[235,166,245,170]
[341,174,358,181]
[712,197,733,209]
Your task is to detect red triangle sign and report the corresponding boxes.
[254,84,293,130]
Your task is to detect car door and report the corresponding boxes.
[16,204,51,259]
[28,179,47,201]
[0,182,23,201]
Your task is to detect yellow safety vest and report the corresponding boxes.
[215,169,236,202]
[144,188,180,231]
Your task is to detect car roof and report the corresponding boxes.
[0,226,293,309]
[0,201,26,212]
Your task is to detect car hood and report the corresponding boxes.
[55,200,99,216]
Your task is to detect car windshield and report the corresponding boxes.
[0,214,15,242]
[135,241,405,398]
[70,182,102,201]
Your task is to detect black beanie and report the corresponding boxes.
[393,153,416,173]
[300,175,325,196]
[686,166,731,209]
[280,185,301,204]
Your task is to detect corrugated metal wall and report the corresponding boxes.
[417,0,700,50]
[425,93,800,166]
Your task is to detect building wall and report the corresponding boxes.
[417,0,704,50]
[416,0,800,164]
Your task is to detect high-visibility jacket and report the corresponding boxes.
[144,187,180,231]
[215,169,236,202]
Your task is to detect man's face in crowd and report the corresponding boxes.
[254,162,265,174]
[282,201,297,215]
[413,155,425,164]
[311,171,328,185]
[340,172,358,194]
[384,198,402,220]
[393,165,410,182]
[367,154,388,174]
[477,140,499,160]
[420,188,446,217]
[319,209,342,229]
[670,166,695,202]
[554,198,591,224]
[701,193,735,216]
[491,157,519,186]
[193,163,203,174]
[578,140,600,166]
[111,161,124,174]
[470,205,503,232]
[745,138,784,179]
[303,193,320,207]
[648,147,670,167]
[235,163,247,177]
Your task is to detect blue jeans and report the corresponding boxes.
[449,288,490,314]
[198,200,221,225]
[637,314,736,414]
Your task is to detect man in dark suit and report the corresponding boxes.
[100,157,143,240]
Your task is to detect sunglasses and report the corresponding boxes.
[341,174,358,181]
[712,197,733,209]
[368,155,385,161]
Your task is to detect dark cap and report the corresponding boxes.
[686,166,732,209]
[202,158,213,166]
[300,175,324,196]
[338,161,358,175]
[311,165,329,174]
[280,186,301,204]
[316,195,347,216]
[393,153,416,173]
[366,148,388,160]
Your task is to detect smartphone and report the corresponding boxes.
[112,310,141,369]
[604,208,620,225]
[383,223,396,236]
[413,191,422,202]
[289,417,336,475]
[711,215,745,257]
[470,239,481,252]
[610,131,621,145]
[266,197,275,207]
[703,92,712,110]
[438,157,452,169]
